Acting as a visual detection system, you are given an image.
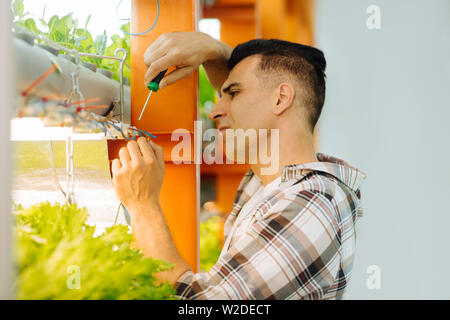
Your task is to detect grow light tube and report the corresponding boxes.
[10,118,106,141]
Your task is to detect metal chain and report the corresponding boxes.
[63,52,82,205]
[68,53,86,108]
[65,135,75,205]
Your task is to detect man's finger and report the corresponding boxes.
[149,139,164,162]
[111,158,122,175]
[144,55,170,86]
[144,54,182,86]
[127,140,143,163]
[144,35,167,58]
[144,47,167,68]
[119,147,131,169]
[137,137,156,161]
[159,66,196,90]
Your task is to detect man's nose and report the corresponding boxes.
[208,98,227,122]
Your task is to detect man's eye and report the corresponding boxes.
[229,91,238,98]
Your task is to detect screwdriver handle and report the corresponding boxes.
[147,70,168,92]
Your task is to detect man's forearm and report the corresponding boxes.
[127,201,192,285]
[203,38,233,93]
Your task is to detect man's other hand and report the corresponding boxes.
[144,31,230,91]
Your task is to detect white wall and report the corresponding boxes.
[315,0,450,299]
[0,0,13,300]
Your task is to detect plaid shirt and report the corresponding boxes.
[175,153,366,300]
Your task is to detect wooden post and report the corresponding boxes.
[202,0,317,238]
[202,1,253,222]
[109,0,200,271]
[256,0,315,45]
[255,0,287,39]
[203,0,256,47]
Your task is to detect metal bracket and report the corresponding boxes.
[114,48,129,124]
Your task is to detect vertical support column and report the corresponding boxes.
[255,0,317,146]
[285,0,315,45]
[203,1,256,48]
[255,0,287,39]
[255,0,315,45]
[0,0,13,299]
[129,0,200,271]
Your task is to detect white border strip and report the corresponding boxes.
[0,1,13,300]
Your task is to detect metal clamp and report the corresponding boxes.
[114,48,128,123]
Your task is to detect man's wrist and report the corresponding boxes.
[206,36,231,62]
[126,200,161,219]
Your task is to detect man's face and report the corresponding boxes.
[209,55,275,133]
[208,55,276,162]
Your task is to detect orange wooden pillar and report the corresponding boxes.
[201,163,249,214]
[285,0,315,46]
[200,0,316,225]
[201,1,253,221]
[256,0,317,147]
[255,0,315,45]
[109,0,200,271]
[203,0,256,48]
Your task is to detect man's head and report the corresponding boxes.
[209,39,326,134]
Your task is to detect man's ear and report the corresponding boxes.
[273,83,295,116]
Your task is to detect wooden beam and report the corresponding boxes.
[202,1,256,61]
[255,0,287,39]
[255,0,315,45]
[122,0,200,271]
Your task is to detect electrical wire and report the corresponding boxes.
[116,0,131,21]
[21,96,156,141]
[99,121,109,137]
[22,63,58,97]
[107,121,136,141]
[130,127,157,139]
[117,0,160,36]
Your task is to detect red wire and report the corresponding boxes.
[75,105,109,113]
[69,97,101,106]
[22,64,58,97]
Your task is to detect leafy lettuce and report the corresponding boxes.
[14,202,176,300]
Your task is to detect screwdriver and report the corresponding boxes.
[138,69,167,121]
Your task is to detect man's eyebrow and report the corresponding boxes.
[221,82,242,95]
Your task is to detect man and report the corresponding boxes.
[111,32,366,300]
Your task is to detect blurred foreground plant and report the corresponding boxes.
[14,202,176,300]
[199,215,222,272]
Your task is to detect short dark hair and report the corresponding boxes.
[228,39,326,131]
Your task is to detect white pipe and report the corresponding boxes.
[13,37,131,124]
[0,1,13,300]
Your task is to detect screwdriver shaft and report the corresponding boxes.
[138,90,153,121]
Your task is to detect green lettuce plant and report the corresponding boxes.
[14,202,176,300]
[12,0,131,82]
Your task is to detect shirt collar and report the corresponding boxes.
[280,152,367,192]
